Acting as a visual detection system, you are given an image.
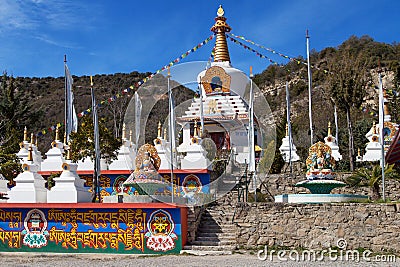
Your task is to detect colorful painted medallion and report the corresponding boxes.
[22,209,49,248]
[145,209,177,251]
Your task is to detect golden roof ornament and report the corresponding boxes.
[328,121,331,136]
[66,142,72,160]
[23,126,28,142]
[194,121,198,137]
[27,145,33,162]
[217,5,224,16]
[285,123,288,136]
[129,130,133,143]
[55,125,60,141]
[30,133,34,145]
[64,132,67,145]
[372,121,377,134]
[211,5,231,62]
[358,148,361,157]
[157,121,162,138]
[122,123,126,140]
[163,128,167,140]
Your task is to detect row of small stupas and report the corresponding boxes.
[279,88,398,163]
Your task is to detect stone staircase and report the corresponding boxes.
[181,201,237,255]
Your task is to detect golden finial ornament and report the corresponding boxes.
[194,121,198,137]
[358,148,361,157]
[23,126,28,142]
[64,132,67,145]
[164,128,167,140]
[158,121,162,138]
[129,130,133,143]
[66,142,72,160]
[30,133,34,145]
[217,5,224,16]
[211,5,231,62]
[55,125,60,141]
[122,123,126,140]
[372,121,377,134]
[35,137,38,147]
[27,145,33,162]
[285,124,289,136]
[328,121,331,136]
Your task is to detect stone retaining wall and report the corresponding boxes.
[232,202,400,253]
[261,173,400,201]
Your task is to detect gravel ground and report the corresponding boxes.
[1,252,398,267]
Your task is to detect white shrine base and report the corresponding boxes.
[103,195,188,204]
[275,193,369,203]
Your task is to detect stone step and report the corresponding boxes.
[197,226,235,232]
[180,249,232,256]
[183,245,236,251]
[197,232,236,238]
[196,236,236,242]
[190,240,236,246]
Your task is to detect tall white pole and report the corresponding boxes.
[199,85,204,135]
[286,81,293,173]
[91,76,101,203]
[378,72,385,201]
[167,67,175,203]
[306,30,314,145]
[334,104,339,145]
[249,67,256,202]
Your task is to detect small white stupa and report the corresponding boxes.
[154,122,171,170]
[363,121,381,162]
[279,124,300,162]
[179,122,211,170]
[47,146,91,203]
[324,122,342,161]
[109,124,135,170]
[41,126,65,172]
[8,145,48,203]
[16,126,30,164]
[0,174,9,203]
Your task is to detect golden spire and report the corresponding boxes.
[64,132,67,145]
[373,121,376,134]
[55,125,60,141]
[35,137,38,147]
[27,145,33,162]
[211,5,231,62]
[194,121,198,137]
[164,128,167,140]
[158,121,162,138]
[30,133,34,145]
[129,130,133,143]
[358,148,361,157]
[66,143,71,160]
[328,121,331,136]
[122,123,126,140]
[285,123,288,136]
[23,126,28,142]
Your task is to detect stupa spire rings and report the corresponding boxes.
[122,123,126,140]
[30,133,34,145]
[211,5,231,62]
[55,125,60,141]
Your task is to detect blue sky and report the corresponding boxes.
[0,0,399,78]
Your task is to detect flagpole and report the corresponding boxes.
[286,80,293,173]
[91,76,101,203]
[64,55,68,142]
[167,67,175,203]
[306,30,314,145]
[378,70,386,201]
[199,84,204,136]
[334,104,339,145]
[249,66,256,202]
